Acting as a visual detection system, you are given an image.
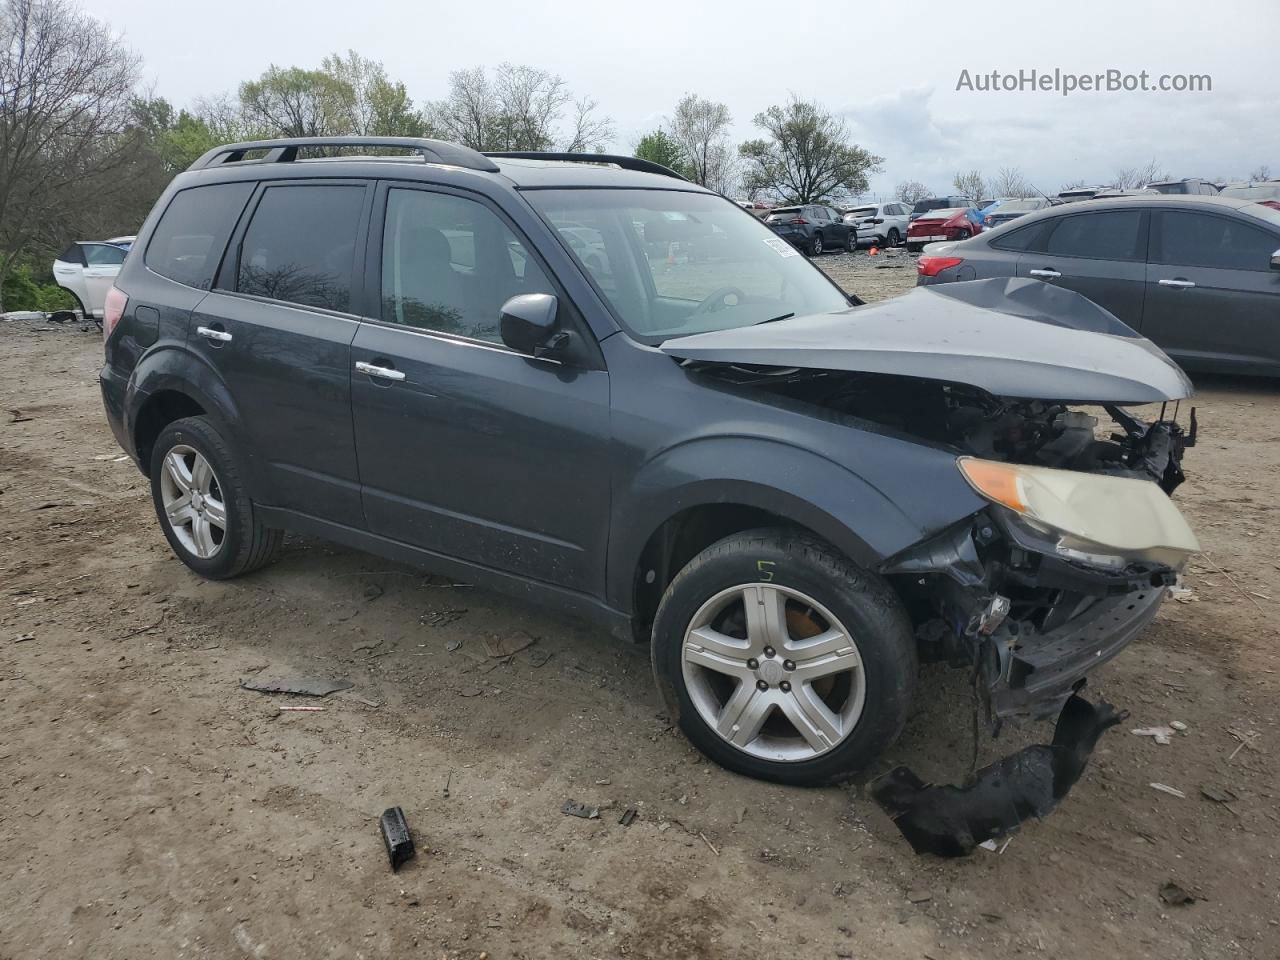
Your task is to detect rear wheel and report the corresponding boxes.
[149,417,282,580]
[651,528,915,785]
[809,234,824,257]
[886,228,901,247]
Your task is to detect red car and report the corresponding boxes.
[905,207,981,252]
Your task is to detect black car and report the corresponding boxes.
[908,195,975,221]
[763,204,854,255]
[916,194,1280,375]
[101,137,1198,796]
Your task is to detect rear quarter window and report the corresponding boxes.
[145,182,255,289]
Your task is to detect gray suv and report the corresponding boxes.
[916,195,1280,375]
[101,137,1198,796]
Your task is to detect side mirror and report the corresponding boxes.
[1272,248,1280,271]
[500,293,564,357]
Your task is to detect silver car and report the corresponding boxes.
[915,194,1280,375]
[841,201,912,247]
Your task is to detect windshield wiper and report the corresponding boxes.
[755,312,795,326]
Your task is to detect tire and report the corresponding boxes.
[886,228,901,247]
[651,527,916,786]
[844,232,855,253]
[809,234,824,257]
[149,416,282,580]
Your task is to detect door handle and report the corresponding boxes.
[1158,278,1196,289]
[1029,268,1061,279]
[196,325,232,342]
[355,360,406,382]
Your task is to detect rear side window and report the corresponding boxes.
[1043,211,1145,261]
[146,183,254,289]
[236,185,365,312]
[1154,211,1279,271]
[83,243,126,266]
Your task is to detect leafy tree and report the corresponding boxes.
[238,65,354,138]
[320,50,429,137]
[739,97,881,204]
[634,129,691,177]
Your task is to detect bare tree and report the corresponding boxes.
[896,180,930,203]
[238,65,354,138]
[1113,159,1169,189]
[989,166,1033,198]
[739,97,881,204]
[952,169,986,201]
[667,93,735,192]
[426,63,611,152]
[0,0,141,310]
[1249,164,1272,182]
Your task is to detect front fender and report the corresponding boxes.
[606,434,985,610]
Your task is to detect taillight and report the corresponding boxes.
[1262,200,1280,212]
[917,256,964,277]
[789,218,809,224]
[103,285,128,341]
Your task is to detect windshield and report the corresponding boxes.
[996,199,1042,213]
[912,199,956,214]
[916,207,965,220]
[765,207,801,221]
[846,207,877,218]
[524,189,850,342]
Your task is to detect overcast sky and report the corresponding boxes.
[82,0,1277,198]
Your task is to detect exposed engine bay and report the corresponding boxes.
[687,364,1196,493]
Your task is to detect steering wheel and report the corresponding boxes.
[690,286,747,317]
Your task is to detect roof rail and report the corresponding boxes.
[188,137,500,173]
[484,152,690,182]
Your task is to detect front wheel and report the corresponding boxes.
[149,416,282,580]
[651,528,916,786]
[844,232,855,253]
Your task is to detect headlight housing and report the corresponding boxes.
[957,457,1200,569]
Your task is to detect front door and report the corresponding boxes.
[192,180,370,527]
[1015,208,1149,329]
[1142,208,1280,372]
[350,183,611,595]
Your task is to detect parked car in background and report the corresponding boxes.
[101,136,1200,799]
[905,207,982,252]
[915,194,1280,375]
[841,201,911,247]
[1091,188,1159,200]
[908,196,975,221]
[764,204,854,255]
[982,198,1051,228]
[52,239,133,318]
[1220,181,1280,210]
[1057,186,1109,203]
[735,199,771,217]
[1145,178,1219,196]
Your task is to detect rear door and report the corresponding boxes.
[1142,208,1280,371]
[350,182,611,594]
[1015,208,1148,328]
[81,243,128,315]
[192,179,371,527]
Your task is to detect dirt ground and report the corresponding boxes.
[2,254,1277,959]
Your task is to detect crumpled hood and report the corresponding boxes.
[660,277,1193,404]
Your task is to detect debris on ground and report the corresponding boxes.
[352,637,384,653]
[1200,785,1239,804]
[561,800,599,820]
[619,808,638,827]
[484,631,535,659]
[458,686,483,698]
[1169,720,1188,732]
[871,691,1124,857]
[240,675,354,697]
[444,637,464,652]
[1132,725,1177,745]
[278,705,325,712]
[421,609,467,627]
[9,409,33,423]
[1150,782,1187,799]
[527,649,553,668]
[362,584,384,602]
[12,633,35,643]
[1226,727,1261,760]
[1158,882,1196,906]
[907,890,932,903]
[379,806,416,871]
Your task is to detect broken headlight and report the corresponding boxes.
[957,456,1200,570]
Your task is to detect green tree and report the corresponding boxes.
[320,50,429,136]
[634,129,691,177]
[739,97,882,205]
[238,66,354,138]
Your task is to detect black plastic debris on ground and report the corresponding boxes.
[870,691,1125,857]
[380,806,416,871]
[619,808,638,827]
[240,675,353,697]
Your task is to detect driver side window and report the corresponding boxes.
[381,189,552,343]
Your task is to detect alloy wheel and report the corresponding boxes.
[159,444,227,559]
[681,583,866,762]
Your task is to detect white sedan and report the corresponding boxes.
[51,237,134,318]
